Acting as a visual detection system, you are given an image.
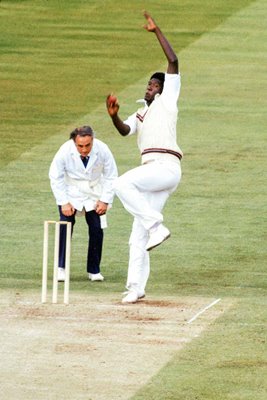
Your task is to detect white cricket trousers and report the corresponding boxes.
[113,159,181,295]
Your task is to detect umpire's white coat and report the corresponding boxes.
[49,138,118,212]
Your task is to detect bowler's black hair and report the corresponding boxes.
[150,72,165,85]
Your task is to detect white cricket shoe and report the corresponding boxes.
[88,273,104,281]
[146,224,170,251]
[122,291,139,304]
[122,290,145,304]
[58,268,65,282]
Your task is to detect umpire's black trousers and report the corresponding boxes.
[58,206,103,274]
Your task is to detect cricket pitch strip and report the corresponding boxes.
[0,290,230,399]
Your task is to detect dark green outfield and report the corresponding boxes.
[1,0,254,166]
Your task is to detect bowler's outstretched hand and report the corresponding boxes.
[143,11,157,32]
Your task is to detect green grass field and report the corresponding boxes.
[0,0,266,399]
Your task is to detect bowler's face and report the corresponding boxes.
[144,78,163,104]
[75,135,93,157]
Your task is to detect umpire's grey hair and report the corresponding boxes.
[70,126,95,140]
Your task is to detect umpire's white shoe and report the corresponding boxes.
[58,268,65,282]
[146,224,170,251]
[88,273,104,281]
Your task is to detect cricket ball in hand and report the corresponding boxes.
[108,95,117,105]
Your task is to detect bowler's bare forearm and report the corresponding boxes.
[111,114,130,137]
[154,27,178,74]
[143,11,178,74]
